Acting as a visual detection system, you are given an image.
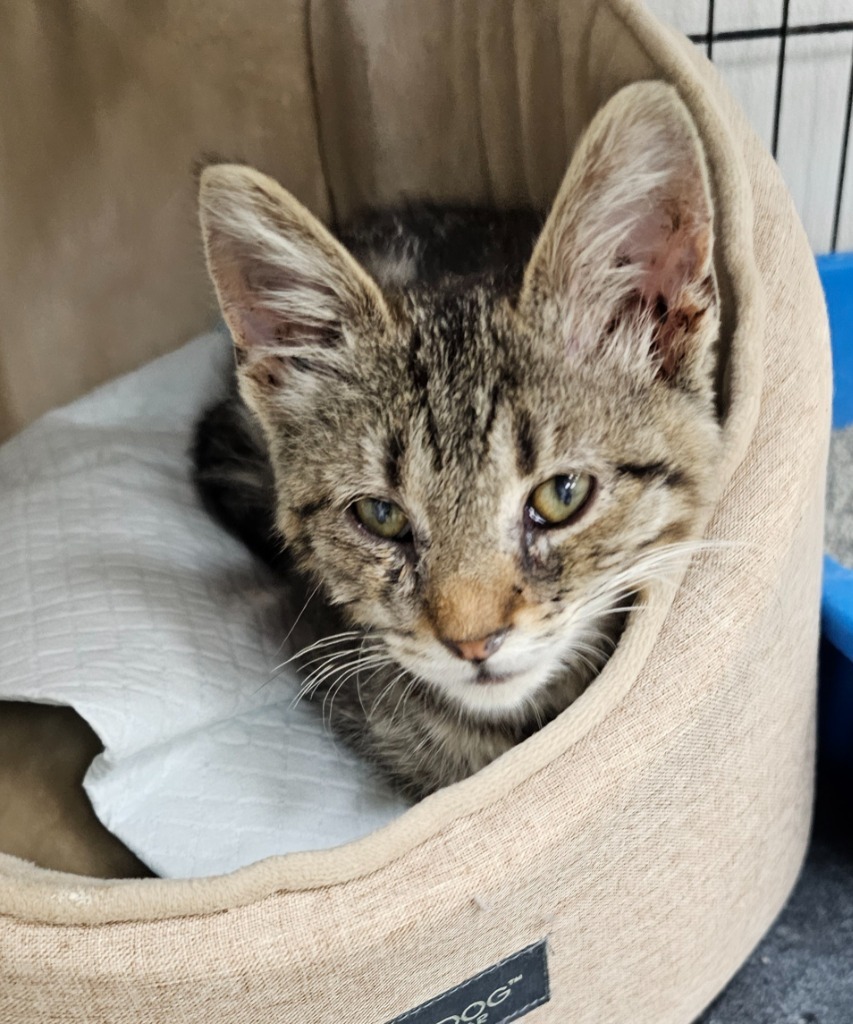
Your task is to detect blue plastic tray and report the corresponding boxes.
[818,253,853,771]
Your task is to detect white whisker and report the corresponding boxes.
[276,580,323,653]
[272,630,363,673]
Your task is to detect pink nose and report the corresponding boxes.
[442,629,508,664]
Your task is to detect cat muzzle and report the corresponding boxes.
[441,628,508,664]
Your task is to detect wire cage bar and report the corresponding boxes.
[689,2,853,252]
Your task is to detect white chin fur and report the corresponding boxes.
[392,647,564,719]
[436,665,558,718]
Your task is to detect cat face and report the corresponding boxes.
[199,81,723,719]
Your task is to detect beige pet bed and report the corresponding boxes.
[0,0,831,1021]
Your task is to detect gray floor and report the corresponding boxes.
[695,767,853,1024]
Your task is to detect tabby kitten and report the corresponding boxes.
[194,82,722,800]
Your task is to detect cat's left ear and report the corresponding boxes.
[199,165,390,414]
[518,82,718,393]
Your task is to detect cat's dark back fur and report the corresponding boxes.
[341,203,543,288]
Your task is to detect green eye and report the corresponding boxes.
[527,473,594,526]
[353,498,411,540]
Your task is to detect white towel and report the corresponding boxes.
[0,332,409,878]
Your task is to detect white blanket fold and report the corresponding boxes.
[0,333,408,879]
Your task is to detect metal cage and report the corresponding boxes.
[689,0,853,251]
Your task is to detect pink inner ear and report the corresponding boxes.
[226,306,288,388]
[224,257,341,353]
[232,305,284,351]
[619,202,713,377]
[625,205,706,308]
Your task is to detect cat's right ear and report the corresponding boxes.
[198,165,389,406]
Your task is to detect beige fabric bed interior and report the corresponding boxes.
[0,0,715,879]
[0,1,830,1022]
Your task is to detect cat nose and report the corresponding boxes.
[441,628,508,664]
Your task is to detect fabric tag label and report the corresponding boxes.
[384,939,549,1024]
